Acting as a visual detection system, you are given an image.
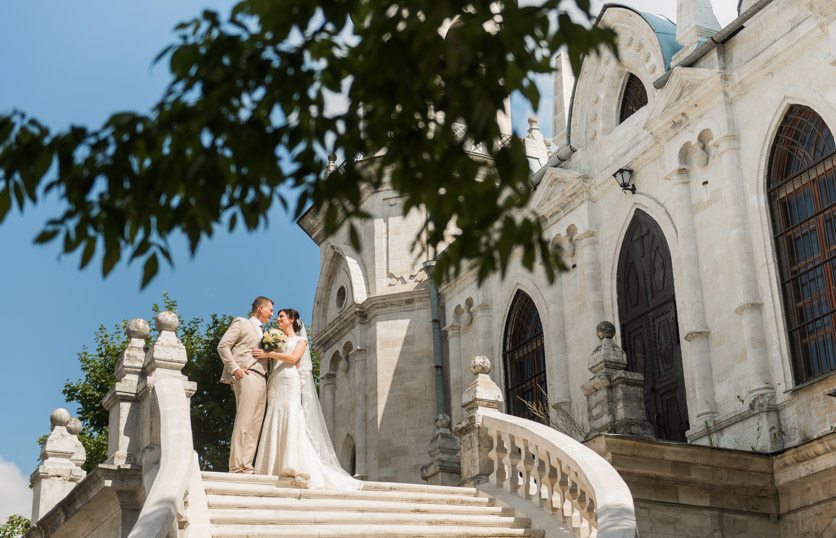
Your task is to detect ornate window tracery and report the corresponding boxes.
[768,105,836,384]
[619,73,648,123]
[502,291,547,420]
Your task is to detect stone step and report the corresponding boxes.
[202,482,493,506]
[211,524,545,537]
[206,494,511,516]
[209,508,531,527]
[201,471,477,495]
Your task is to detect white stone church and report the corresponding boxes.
[25,0,836,536]
[299,0,836,533]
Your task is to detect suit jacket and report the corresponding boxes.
[218,317,269,383]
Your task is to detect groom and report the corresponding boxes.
[218,296,273,473]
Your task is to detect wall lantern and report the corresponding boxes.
[612,168,635,194]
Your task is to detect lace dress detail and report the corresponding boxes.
[254,336,360,490]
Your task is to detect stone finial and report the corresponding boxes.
[471,355,491,375]
[462,356,503,412]
[326,153,338,175]
[675,0,721,60]
[32,409,86,521]
[126,318,150,340]
[67,418,86,470]
[527,116,541,136]
[588,321,627,373]
[435,414,451,431]
[155,311,179,333]
[421,413,461,486]
[596,321,616,340]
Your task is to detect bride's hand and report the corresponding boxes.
[251,348,265,359]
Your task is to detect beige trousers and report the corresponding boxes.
[229,372,267,473]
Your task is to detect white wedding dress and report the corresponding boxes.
[254,333,361,490]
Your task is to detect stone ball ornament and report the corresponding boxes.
[471,355,491,375]
[50,408,71,427]
[126,318,151,340]
[596,321,616,340]
[67,417,82,436]
[435,414,451,430]
[155,311,179,332]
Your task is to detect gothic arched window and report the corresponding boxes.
[768,105,836,384]
[619,73,648,123]
[502,291,547,420]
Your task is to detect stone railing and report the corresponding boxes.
[455,356,637,538]
[27,312,209,537]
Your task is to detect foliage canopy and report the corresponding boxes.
[0,0,613,286]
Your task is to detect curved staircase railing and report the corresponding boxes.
[455,356,637,538]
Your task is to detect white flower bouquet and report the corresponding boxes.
[261,328,288,352]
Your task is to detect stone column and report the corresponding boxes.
[320,371,337,439]
[577,230,606,348]
[667,166,717,421]
[453,356,504,487]
[30,409,86,522]
[350,347,369,480]
[471,304,497,385]
[443,323,463,426]
[102,318,149,466]
[581,322,654,439]
[714,134,774,401]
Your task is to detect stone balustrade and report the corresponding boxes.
[455,356,637,538]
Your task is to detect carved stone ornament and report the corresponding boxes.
[126,318,150,340]
[470,355,491,375]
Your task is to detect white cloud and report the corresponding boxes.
[0,457,33,523]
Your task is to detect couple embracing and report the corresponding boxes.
[217,296,360,490]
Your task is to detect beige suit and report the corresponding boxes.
[218,317,270,473]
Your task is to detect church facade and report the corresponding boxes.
[299,0,836,496]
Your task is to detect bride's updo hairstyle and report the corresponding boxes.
[281,308,303,333]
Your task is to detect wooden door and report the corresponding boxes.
[617,210,689,441]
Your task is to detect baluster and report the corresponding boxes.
[530,441,545,506]
[577,489,590,538]
[566,478,581,532]
[539,449,557,514]
[506,433,521,495]
[556,463,571,525]
[489,429,508,489]
[585,496,598,538]
[519,439,535,500]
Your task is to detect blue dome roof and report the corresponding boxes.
[596,3,683,69]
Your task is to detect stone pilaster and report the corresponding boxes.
[577,230,605,348]
[666,166,717,422]
[581,322,654,439]
[443,323,463,426]
[420,414,461,487]
[453,356,503,487]
[350,347,369,480]
[714,134,774,403]
[30,409,86,522]
[102,318,148,466]
[320,372,337,439]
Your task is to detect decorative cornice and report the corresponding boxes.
[735,301,764,315]
[684,330,710,342]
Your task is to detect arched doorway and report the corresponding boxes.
[617,210,689,441]
[502,290,547,420]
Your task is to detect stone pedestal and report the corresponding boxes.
[103,318,148,466]
[581,322,653,439]
[421,414,461,486]
[453,356,503,487]
[31,408,87,522]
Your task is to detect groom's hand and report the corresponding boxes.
[233,368,248,380]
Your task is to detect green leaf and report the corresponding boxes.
[0,188,10,224]
[141,253,158,289]
[80,239,96,269]
[33,229,59,244]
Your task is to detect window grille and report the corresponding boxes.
[619,74,648,123]
[768,105,836,384]
[502,291,547,421]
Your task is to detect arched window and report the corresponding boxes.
[619,73,648,123]
[502,291,547,420]
[768,105,836,384]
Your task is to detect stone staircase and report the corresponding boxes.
[202,471,546,537]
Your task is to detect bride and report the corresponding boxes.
[251,308,361,490]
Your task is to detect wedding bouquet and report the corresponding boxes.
[261,328,288,352]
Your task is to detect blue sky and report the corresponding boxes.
[0,0,736,521]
